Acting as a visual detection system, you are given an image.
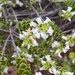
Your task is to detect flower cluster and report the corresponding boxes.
[60,6,75,21]
[19,28,38,49]
[18,17,75,75]
[19,17,54,49]
[30,17,54,40]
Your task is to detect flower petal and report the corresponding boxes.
[35,72,42,75]
[19,34,25,39]
[32,39,38,46]
[67,7,72,12]
[40,32,48,40]
[44,17,51,23]
[3,67,9,73]
[25,54,34,62]
[45,55,51,62]
[36,17,43,24]
[52,41,60,48]
[71,12,75,15]
[68,18,71,21]
[32,28,38,34]
[30,21,37,27]
[62,10,66,13]
[47,26,54,36]
[16,0,23,7]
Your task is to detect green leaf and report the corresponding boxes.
[43,62,52,70]
[22,70,32,75]
[16,58,27,67]
[18,68,25,75]
[69,52,75,60]
[19,63,27,69]
[1,60,7,66]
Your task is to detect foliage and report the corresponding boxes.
[0,53,8,75]
[0,0,75,75]
[64,0,75,10]
[16,53,32,75]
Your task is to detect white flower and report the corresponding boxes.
[11,60,16,65]
[33,33,40,39]
[63,44,70,53]
[47,26,54,36]
[62,72,74,75]
[32,39,38,46]
[49,67,60,75]
[67,7,72,12]
[61,6,75,21]
[3,67,9,73]
[25,53,34,62]
[40,67,45,70]
[45,55,51,62]
[66,41,69,45]
[41,60,46,65]
[27,44,31,49]
[19,31,28,39]
[62,36,67,40]
[52,41,60,48]
[58,52,62,58]
[44,17,51,23]
[21,33,38,49]
[72,59,75,64]
[55,49,62,58]
[30,36,38,47]
[36,17,43,24]
[32,28,38,34]
[19,34,25,39]
[22,31,28,37]
[22,42,25,47]
[22,41,31,49]
[71,11,75,15]
[34,54,38,57]
[12,52,17,58]
[62,7,72,13]
[35,72,42,75]
[30,21,37,27]
[40,32,48,40]
[36,17,51,24]
[4,57,7,60]
[66,41,74,47]
[32,28,40,39]
[16,0,23,7]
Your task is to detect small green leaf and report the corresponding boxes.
[69,52,75,60]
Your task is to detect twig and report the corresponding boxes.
[13,31,19,36]
[0,40,17,41]
[38,1,44,12]
[12,33,19,38]
[2,7,8,24]
[30,2,40,17]
[10,6,18,22]
[43,2,53,11]
[9,28,20,58]
[62,29,73,34]
[31,6,64,21]
[0,29,9,33]
[59,20,75,30]
[2,34,10,55]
